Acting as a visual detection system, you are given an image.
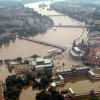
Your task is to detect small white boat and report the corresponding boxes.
[54,27,57,30]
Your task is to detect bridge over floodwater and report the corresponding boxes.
[52,25,94,28]
[46,15,67,17]
[18,37,67,50]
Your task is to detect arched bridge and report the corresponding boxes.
[18,37,66,50]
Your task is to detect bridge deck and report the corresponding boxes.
[19,37,66,50]
[52,25,94,28]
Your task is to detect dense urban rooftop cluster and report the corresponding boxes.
[0,0,54,45]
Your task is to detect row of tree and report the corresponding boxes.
[0,36,16,45]
[32,70,52,90]
[4,72,33,100]
[36,89,64,100]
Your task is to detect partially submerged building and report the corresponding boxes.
[56,67,90,79]
[15,64,30,74]
[31,58,53,72]
[69,47,83,60]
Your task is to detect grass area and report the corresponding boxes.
[89,66,95,69]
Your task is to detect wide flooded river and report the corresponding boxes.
[0,1,99,100]
[0,1,88,60]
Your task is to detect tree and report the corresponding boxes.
[47,73,52,79]
[36,90,51,100]
[32,80,38,88]
[41,76,49,84]
[32,77,35,82]
[25,72,32,81]
[23,60,29,64]
[6,91,13,98]
[51,93,64,100]
[15,57,22,61]
[3,87,6,95]
[23,78,29,85]
[16,83,22,90]
[12,87,20,97]
[15,76,24,85]
[31,54,38,58]
[37,72,42,78]
[6,80,13,87]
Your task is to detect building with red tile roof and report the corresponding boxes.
[0,86,2,100]
[85,47,100,63]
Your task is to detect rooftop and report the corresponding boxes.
[56,67,90,72]
[51,82,56,87]
[58,75,64,80]
[15,64,30,74]
[35,63,52,68]
[74,47,81,52]
[44,59,51,64]
[68,88,75,95]
[31,61,36,66]
[10,62,18,65]
[35,65,44,68]
[88,71,95,76]
[36,58,44,62]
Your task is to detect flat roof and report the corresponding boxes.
[88,71,95,76]
[51,82,56,87]
[44,59,51,64]
[10,62,17,65]
[44,63,52,67]
[36,58,44,62]
[16,65,29,70]
[35,65,44,68]
[74,47,81,52]
[58,75,64,80]
[68,88,75,95]
[31,61,36,65]
[35,64,52,68]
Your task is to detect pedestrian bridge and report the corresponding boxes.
[18,37,66,50]
[52,25,94,28]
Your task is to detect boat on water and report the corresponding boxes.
[54,27,57,30]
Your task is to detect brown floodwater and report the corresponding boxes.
[0,1,92,100]
[0,1,88,60]
[57,77,100,94]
